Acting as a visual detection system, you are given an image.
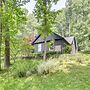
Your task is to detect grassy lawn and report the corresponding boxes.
[0,53,90,90]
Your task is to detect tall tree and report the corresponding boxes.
[34,0,59,60]
[55,0,90,50]
[55,9,66,36]
[3,0,10,68]
[0,0,2,70]
[2,0,27,68]
[65,0,72,36]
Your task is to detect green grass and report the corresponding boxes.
[0,53,90,90]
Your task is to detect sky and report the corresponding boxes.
[24,0,66,13]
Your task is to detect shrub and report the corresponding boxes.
[10,61,29,77]
[10,60,39,77]
[26,67,37,76]
[63,44,72,53]
[37,59,60,75]
[21,44,34,57]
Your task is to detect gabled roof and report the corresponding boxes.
[32,33,71,45]
[31,35,40,45]
[46,33,64,41]
[65,36,75,45]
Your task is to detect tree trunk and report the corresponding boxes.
[68,21,70,36]
[4,28,10,69]
[43,38,47,61]
[43,0,47,61]
[0,0,2,70]
[3,0,10,69]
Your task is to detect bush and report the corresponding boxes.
[10,60,39,77]
[26,67,37,76]
[37,59,60,75]
[10,61,29,77]
[63,45,72,53]
[21,44,34,57]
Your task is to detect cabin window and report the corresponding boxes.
[38,44,42,52]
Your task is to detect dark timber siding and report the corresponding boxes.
[54,40,65,46]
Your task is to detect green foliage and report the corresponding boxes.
[11,61,30,77]
[34,0,59,60]
[37,59,60,75]
[81,50,90,54]
[0,53,90,90]
[16,0,30,6]
[21,44,34,57]
[48,39,55,49]
[0,0,27,68]
[10,60,40,77]
[34,0,59,37]
[63,44,72,53]
[55,0,90,51]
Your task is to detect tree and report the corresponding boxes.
[70,0,90,50]
[0,0,2,70]
[2,0,27,68]
[3,0,10,68]
[55,0,90,51]
[55,9,66,36]
[16,0,30,6]
[34,0,59,60]
[65,0,72,36]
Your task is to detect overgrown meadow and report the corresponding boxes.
[0,53,90,90]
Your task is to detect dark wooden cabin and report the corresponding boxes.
[32,33,78,54]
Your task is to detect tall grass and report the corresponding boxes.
[10,60,40,77]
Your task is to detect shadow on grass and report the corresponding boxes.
[81,50,90,54]
[21,51,62,60]
[0,69,9,74]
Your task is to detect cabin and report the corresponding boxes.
[32,33,78,54]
